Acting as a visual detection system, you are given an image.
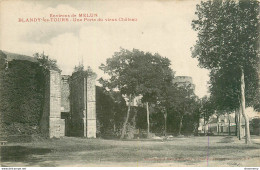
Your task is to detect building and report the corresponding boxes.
[39,69,66,138]
[40,69,97,138]
[198,113,247,136]
[173,76,195,90]
[1,51,97,139]
[198,109,260,136]
[65,71,97,138]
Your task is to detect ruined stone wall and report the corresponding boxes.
[61,75,70,113]
[173,76,195,90]
[173,76,193,84]
[40,71,50,137]
[49,70,65,138]
[70,72,86,137]
[70,71,96,138]
[87,75,96,138]
[40,70,65,138]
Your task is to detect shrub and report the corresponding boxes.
[0,60,45,135]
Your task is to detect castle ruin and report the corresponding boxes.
[40,69,97,138]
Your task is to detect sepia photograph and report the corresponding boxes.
[0,0,259,168]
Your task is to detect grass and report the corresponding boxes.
[1,136,260,167]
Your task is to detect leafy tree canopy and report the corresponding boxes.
[192,0,260,111]
[99,48,174,103]
[33,52,60,72]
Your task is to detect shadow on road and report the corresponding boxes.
[0,146,54,166]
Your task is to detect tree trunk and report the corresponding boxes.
[164,112,167,137]
[228,115,231,136]
[235,109,238,137]
[204,113,206,134]
[217,115,219,135]
[120,94,132,139]
[178,115,183,136]
[194,121,199,136]
[236,99,243,140]
[132,110,137,128]
[238,106,242,140]
[113,112,116,133]
[146,102,150,138]
[217,124,219,135]
[240,69,251,144]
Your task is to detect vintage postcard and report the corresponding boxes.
[0,0,259,168]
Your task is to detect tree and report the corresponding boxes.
[99,48,174,139]
[155,82,200,136]
[33,52,60,71]
[133,51,173,137]
[155,88,173,136]
[73,64,96,77]
[0,58,45,136]
[96,86,127,138]
[192,0,260,143]
[173,85,198,135]
[200,96,216,134]
[209,67,243,138]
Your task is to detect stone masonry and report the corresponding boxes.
[69,72,86,137]
[39,69,96,138]
[86,75,96,138]
[61,75,70,113]
[68,71,97,138]
[40,69,65,138]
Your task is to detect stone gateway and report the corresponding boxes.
[40,69,97,138]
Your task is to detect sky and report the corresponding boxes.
[0,0,211,98]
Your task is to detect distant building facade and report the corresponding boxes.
[198,111,260,136]
[198,113,241,136]
[173,76,195,90]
